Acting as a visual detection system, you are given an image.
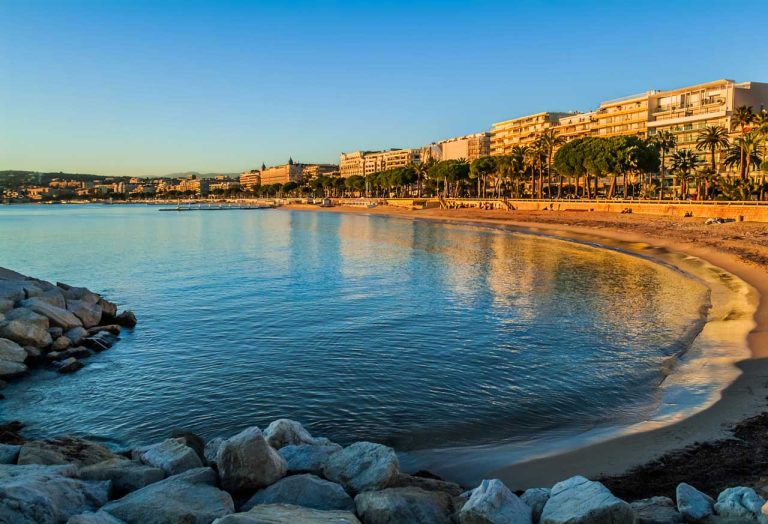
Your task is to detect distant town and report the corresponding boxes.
[3,78,768,203]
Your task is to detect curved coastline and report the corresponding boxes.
[288,204,767,490]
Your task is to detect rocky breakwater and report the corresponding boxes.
[0,267,136,385]
[2,418,768,523]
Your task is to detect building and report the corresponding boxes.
[557,112,596,142]
[647,79,768,167]
[239,170,262,189]
[490,112,569,155]
[423,132,491,162]
[339,148,421,177]
[340,151,371,177]
[594,93,653,138]
[301,164,339,179]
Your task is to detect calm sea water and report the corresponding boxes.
[0,204,707,452]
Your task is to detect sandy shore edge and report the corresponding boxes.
[285,203,768,489]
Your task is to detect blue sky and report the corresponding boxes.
[1,0,767,176]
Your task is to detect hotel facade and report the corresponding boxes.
[489,79,768,170]
[339,148,421,177]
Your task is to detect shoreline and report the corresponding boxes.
[285,203,768,490]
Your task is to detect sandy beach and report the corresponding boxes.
[286,202,768,493]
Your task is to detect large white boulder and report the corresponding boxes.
[132,438,203,476]
[676,483,714,523]
[323,442,399,494]
[540,476,635,524]
[0,464,110,524]
[21,298,83,330]
[714,487,765,520]
[354,487,455,524]
[459,479,532,524]
[242,473,354,512]
[216,426,287,493]
[99,467,234,524]
[263,419,317,449]
[278,443,342,475]
[213,504,361,523]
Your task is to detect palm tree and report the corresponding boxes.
[535,129,565,198]
[669,149,700,199]
[650,130,676,199]
[414,159,434,198]
[526,143,547,198]
[695,125,729,173]
[724,132,763,180]
[733,105,756,134]
[510,146,529,198]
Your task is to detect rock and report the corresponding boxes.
[0,359,28,377]
[24,345,42,360]
[676,483,714,523]
[67,300,103,328]
[0,463,110,524]
[52,335,73,351]
[115,311,137,328]
[217,426,287,493]
[5,307,50,329]
[278,443,342,476]
[0,280,27,302]
[49,326,64,338]
[213,504,361,523]
[66,326,89,345]
[392,472,464,497]
[60,286,101,305]
[20,297,83,330]
[169,429,206,463]
[80,458,165,497]
[0,443,21,463]
[242,474,355,512]
[98,298,118,320]
[264,419,317,449]
[58,356,85,373]
[39,288,67,309]
[132,438,203,476]
[354,487,455,524]
[521,488,550,523]
[630,497,682,524]
[82,331,118,351]
[18,437,120,467]
[459,479,532,524]
[0,319,53,347]
[204,437,224,465]
[67,512,126,524]
[99,467,234,524]
[323,442,399,494]
[0,299,14,313]
[88,325,121,336]
[540,476,634,524]
[715,487,765,520]
[0,337,28,362]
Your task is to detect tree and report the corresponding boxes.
[428,160,469,198]
[470,156,497,197]
[669,149,700,199]
[733,105,756,134]
[724,132,763,180]
[535,129,565,198]
[695,125,729,173]
[650,130,677,199]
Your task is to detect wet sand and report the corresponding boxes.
[287,203,768,491]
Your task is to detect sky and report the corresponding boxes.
[1,0,767,177]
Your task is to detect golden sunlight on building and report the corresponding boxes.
[490,112,569,155]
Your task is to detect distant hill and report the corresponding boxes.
[0,170,131,188]
[161,171,240,179]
